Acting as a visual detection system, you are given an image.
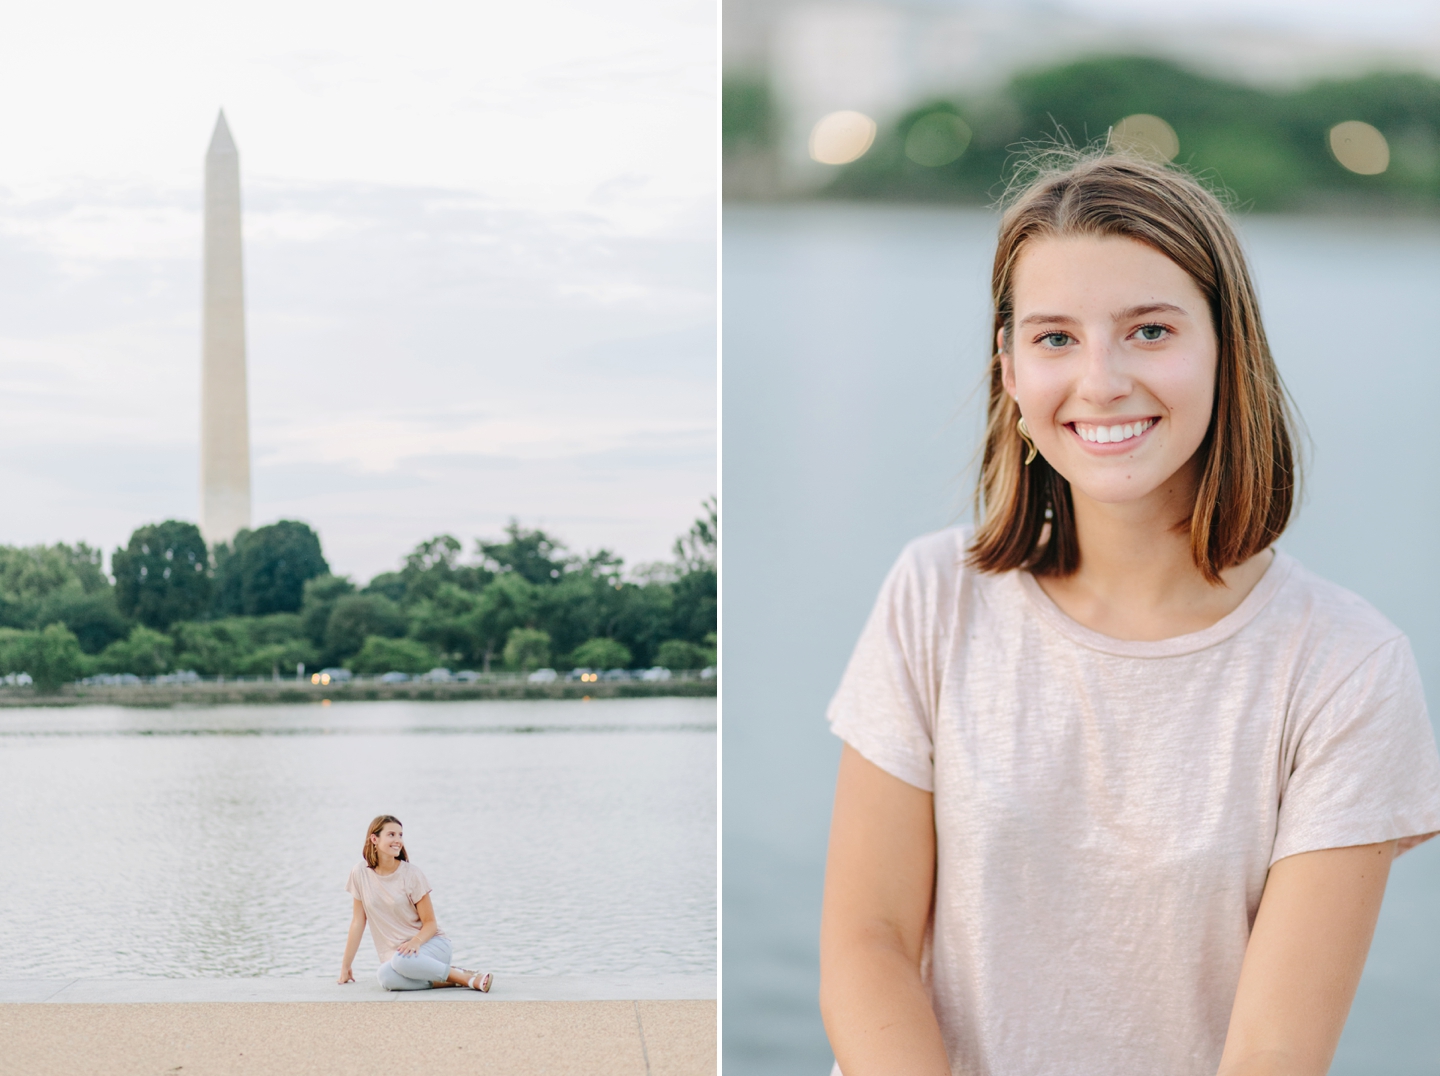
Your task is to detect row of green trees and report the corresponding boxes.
[726,56,1440,209]
[0,502,717,691]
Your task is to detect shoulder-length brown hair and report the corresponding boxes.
[968,151,1298,584]
[363,814,409,869]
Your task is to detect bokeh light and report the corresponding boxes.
[1329,120,1390,174]
[808,110,877,165]
[1112,114,1179,162]
[904,113,973,167]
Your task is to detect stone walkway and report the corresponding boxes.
[0,976,715,1075]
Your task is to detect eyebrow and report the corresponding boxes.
[1017,302,1190,327]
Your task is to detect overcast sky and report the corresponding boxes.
[1060,0,1439,40]
[0,0,716,582]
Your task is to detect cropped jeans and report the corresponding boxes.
[377,935,453,991]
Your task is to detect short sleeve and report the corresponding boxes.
[345,864,363,901]
[826,541,945,792]
[404,865,432,905]
[1272,637,1440,864]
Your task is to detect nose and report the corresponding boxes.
[1073,338,1132,407]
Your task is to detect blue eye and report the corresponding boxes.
[1040,332,1070,348]
[1137,324,1166,342]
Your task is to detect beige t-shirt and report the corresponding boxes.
[828,528,1440,1076]
[346,860,443,964]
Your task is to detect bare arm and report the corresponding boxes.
[396,893,440,955]
[338,899,366,983]
[1216,840,1395,1076]
[819,744,948,1075]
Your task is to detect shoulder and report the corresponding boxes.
[1262,554,1415,700]
[401,861,431,889]
[893,526,969,578]
[1270,555,1405,658]
[880,526,1008,623]
[345,861,372,896]
[852,525,1009,682]
[883,527,979,606]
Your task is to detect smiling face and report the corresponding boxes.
[1001,234,1218,511]
[370,822,404,863]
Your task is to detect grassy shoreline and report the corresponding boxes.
[0,676,717,709]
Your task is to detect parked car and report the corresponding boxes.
[699,666,716,679]
[6,673,34,686]
[311,667,353,686]
[527,667,558,683]
[82,673,142,686]
[379,671,409,684]
[454,670,482,683]
[639,666,672,682]
[565,667,598,683]
[421,668,453,683]
[600,668,630,681]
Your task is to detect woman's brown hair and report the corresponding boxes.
[363,814,409,868]
[968,151,1297,583]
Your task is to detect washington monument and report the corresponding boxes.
[200,110,252,545]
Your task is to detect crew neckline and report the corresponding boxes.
[371,861,406,879]
[1016,549,1294,658]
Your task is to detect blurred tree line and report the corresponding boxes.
[726,56,1440,209]
[0,501,717,691]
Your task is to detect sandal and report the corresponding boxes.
[465,971,493,993]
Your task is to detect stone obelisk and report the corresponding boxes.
[200,110,252,545]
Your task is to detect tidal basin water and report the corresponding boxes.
[0,697,715,980]
[725,204,1440,1075]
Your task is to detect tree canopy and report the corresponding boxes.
[112,521,212,629]
[728,57,1440,211]
[479,522,570,585]
[0,503,718,685]
[216,521,329,616]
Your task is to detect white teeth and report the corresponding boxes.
[1075,418,1152,444]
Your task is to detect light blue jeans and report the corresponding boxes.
[377,935,453,991]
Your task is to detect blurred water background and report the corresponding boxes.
[723,202,1440,1073]
[0,697,715,980]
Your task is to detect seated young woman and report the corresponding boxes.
[339,814,493,993]
[819,152,1440,1076]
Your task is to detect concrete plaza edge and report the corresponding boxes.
[0,972,714,1004]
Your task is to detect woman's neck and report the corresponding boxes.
[373,855,401,875]
[1034,468,1272,641]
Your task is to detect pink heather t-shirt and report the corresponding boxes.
[828,527,1440,1076]
[346,860,443,964]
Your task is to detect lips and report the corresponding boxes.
[1069,417,1155,445]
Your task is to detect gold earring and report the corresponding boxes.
[1016,417,1038,466]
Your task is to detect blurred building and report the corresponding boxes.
[724,0,1440,195]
